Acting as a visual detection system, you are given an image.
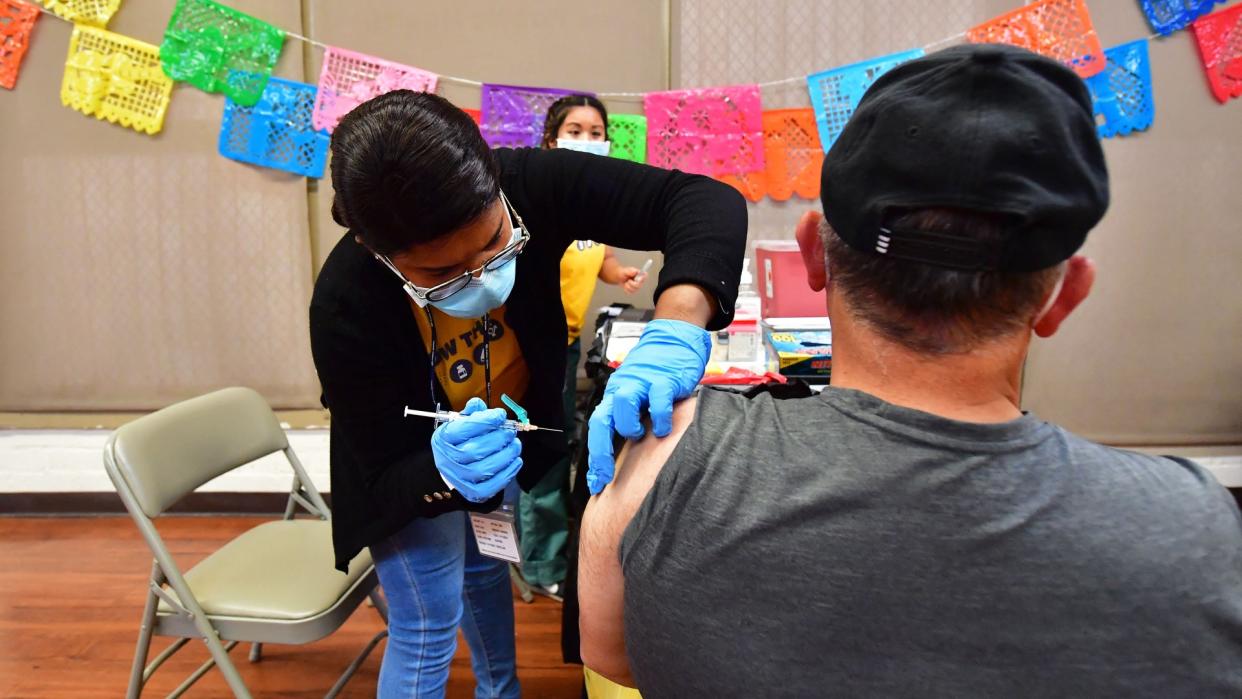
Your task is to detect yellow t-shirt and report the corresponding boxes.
[412,303,529,411]
[584,667,643,699]
[560,240,607,345]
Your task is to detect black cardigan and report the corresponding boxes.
[310,147,746,571]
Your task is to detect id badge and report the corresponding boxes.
[469,504,522,564]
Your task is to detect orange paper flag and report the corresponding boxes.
[967,0,1105,78]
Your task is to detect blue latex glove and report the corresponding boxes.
[430,397,523,503]
[586,319,711,495]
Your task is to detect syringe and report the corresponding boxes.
[402,406,563,433]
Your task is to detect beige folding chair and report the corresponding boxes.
[104,386,388,699]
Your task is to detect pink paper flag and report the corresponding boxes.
[313,46,439,133]
[643,84,765,177]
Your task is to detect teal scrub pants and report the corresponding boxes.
[517,338,580,586]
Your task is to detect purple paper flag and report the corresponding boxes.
[480,84,587,148]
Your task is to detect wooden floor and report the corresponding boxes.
[0,516,583,698]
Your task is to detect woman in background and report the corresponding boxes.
[516,94,648,598]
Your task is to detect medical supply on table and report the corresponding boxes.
[601,296,775,388]
[603,320,647,363]
[710,329,729,364]
[735,257,761,316]
[755,241,825,318]
[726,259,762,362]
[613,315,772,383]
[763,317,832,382]
[726,315,760,363]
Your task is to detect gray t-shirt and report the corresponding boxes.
[619,387,1242,698]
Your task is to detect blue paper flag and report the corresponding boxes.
[1086,39,1155,138]
[805,48,924,153]
[1139,0,1227,35]
[219,75,330,179]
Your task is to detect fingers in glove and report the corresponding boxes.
[490,455,524,489]
[648,380,677,437]
[439,407,507,442]
[610,380,648,440]
[442,427,516,464]
[486,437,523,478]
[586,395,618,495]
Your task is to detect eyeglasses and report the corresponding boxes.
[373,190,530,306]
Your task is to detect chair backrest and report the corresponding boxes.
[105,387,289,517]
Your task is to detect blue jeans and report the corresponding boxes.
[370,505,520,698]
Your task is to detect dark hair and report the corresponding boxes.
[541,94,609,149]
[824,209,1064,355]
[329,90,499,255]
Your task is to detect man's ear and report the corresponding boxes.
[795,210,827,292]
[1033,255,1095,338]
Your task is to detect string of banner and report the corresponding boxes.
[2,0,1238,202]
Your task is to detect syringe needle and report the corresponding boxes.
[403,406,563,433]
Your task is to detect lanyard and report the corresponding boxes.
[424,307,493,411]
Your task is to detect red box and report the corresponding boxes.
[755,241,825,319]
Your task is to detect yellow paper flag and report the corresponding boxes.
[40,0,122,27]
[61,24,174,135]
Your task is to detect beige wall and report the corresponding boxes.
[0,1,318,410]
[0,0,667,411]
[1019,1,1242,446]
[1,0,1238,447]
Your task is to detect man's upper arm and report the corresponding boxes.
[578,395,698,687]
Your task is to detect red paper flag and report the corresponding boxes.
[1,0,40,90]
[1191,3,1242,104]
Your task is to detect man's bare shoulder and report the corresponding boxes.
[583,394,700,546]
[577,395,699,685]
[593,397,695,516]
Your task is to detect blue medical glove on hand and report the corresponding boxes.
[586,318,710,495]
[431,397,523,503]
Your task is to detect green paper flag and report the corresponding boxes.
[159,0,285,107]
[608,113,647,164]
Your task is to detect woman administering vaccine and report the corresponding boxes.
[516,94,649,598]
[309,90,745,697]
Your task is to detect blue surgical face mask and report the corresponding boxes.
[426,253,517,318]
[557,138,611,156]
[372,191,527,319]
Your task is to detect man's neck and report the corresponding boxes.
[827,311,1030,424]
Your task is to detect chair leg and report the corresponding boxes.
[511,564,535,604]
[248,643,262,663]
[143,639,191,683]
[126,565,162,699]
[325,630,388,699]
[195,626,252,698]
[168,640,239,699]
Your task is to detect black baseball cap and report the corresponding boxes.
[820,43,1109,272]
